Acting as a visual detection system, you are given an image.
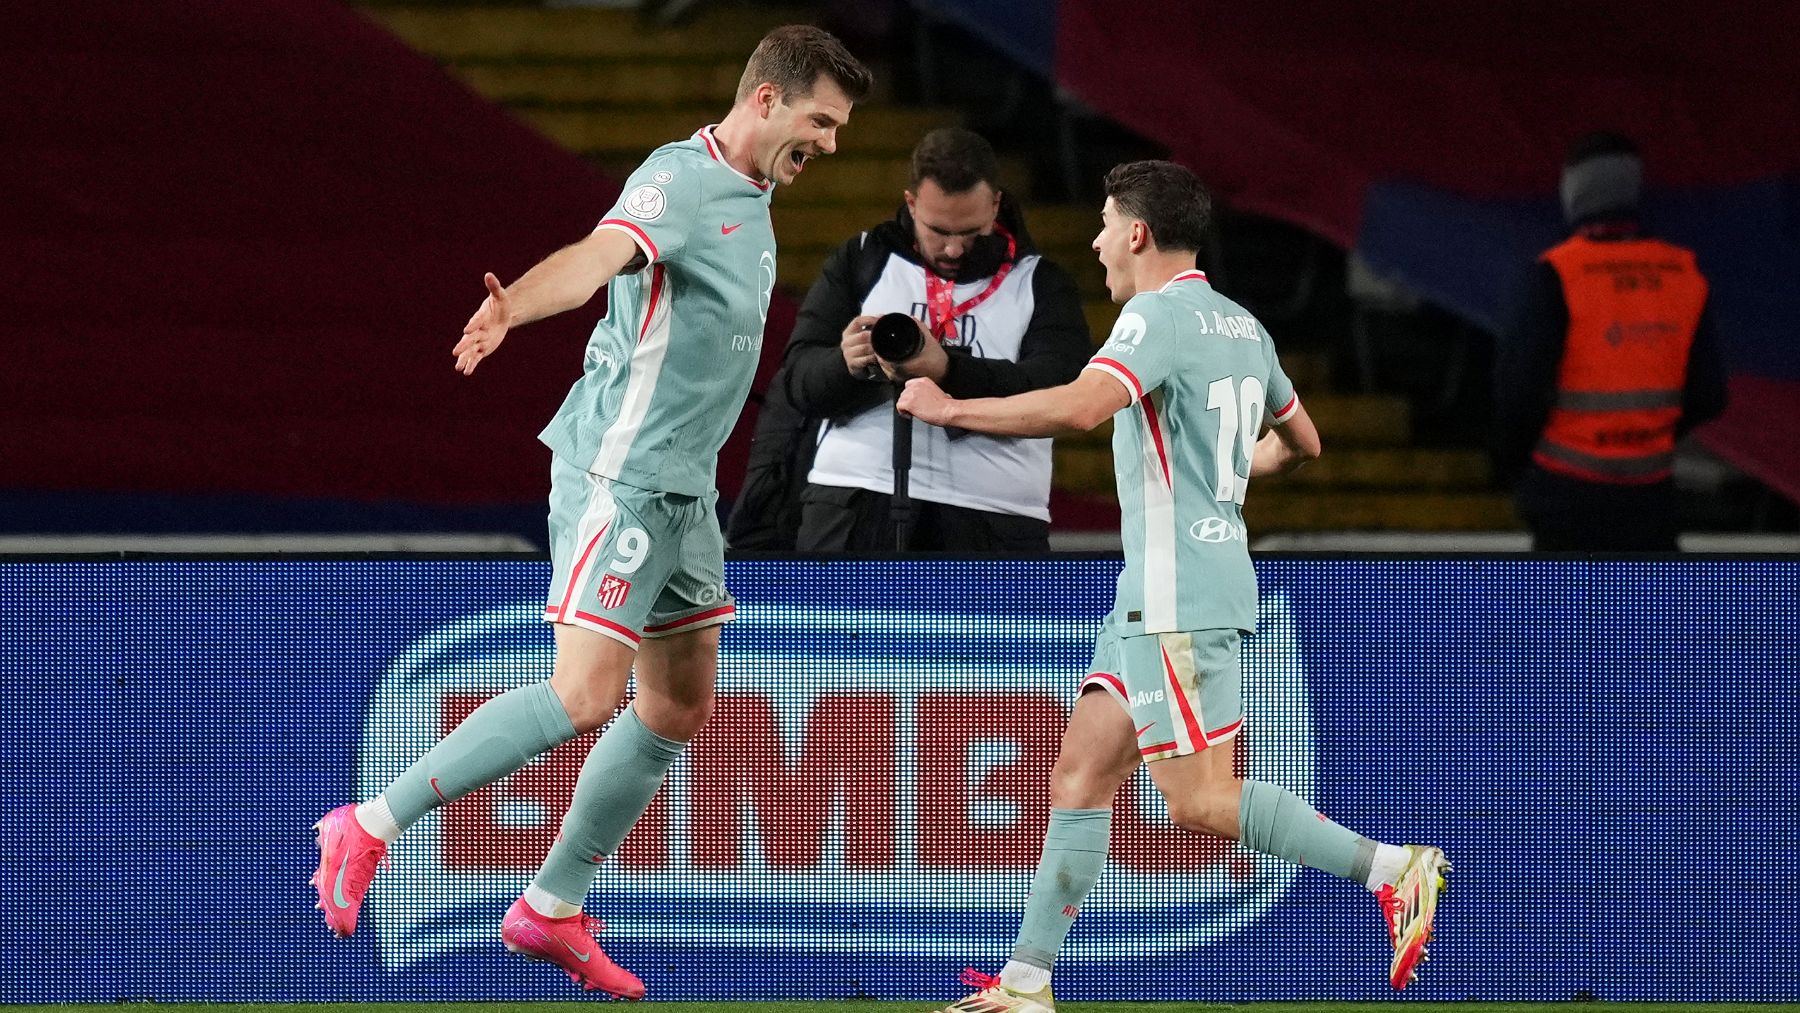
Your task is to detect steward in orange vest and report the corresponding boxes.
[1494,132,1727,550]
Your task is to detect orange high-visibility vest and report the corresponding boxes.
[1533,234,1708,484]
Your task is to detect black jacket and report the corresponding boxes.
[727,196,1092,548]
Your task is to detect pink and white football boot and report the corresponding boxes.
[308,803,388,938]
[499,897,646,999]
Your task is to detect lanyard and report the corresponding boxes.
[921,224,1016,341]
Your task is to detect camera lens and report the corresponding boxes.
[870,312,925,361]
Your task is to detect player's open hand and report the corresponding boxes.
[454,273,512,375]
[897,377,953,426]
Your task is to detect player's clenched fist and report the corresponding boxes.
[454,272,512,375]
[896,376,954,425]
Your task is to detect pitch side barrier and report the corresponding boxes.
[3,553,1793,1002]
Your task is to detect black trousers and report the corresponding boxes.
[795,483,1050,552]
[1516,465,1680,551]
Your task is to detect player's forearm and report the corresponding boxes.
[506,233,638,327]
[941,386,1087,438]
[1249,429,1305,477]
[503,246,609,326]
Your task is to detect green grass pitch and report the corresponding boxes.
[9,1004,1800,1013]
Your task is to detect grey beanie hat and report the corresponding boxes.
[1561,131,1643,225]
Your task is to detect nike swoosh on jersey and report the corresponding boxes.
[721,223,743,235]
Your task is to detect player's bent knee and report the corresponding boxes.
[1050,754,1131,810]
[1161,786,1237,839]
[633,687,714,742]
[550,678,628,734]
[550,623,637,730]
[547,659,633,733]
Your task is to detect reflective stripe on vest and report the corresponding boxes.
[1535,441,1675,479]
[1533,235,1706,485]
[1555,389,1682,412]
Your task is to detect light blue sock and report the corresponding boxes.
[532,705,685,905]
[382,682,578,832]
[1010,807,1112,971]
[1238,779,1376,883]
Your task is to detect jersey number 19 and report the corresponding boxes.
[1205,375,1265,505]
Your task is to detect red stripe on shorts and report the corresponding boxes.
[1081,670,1128,699]
[555,520,612,622]
[1162,643,1206,747]
[571,610,642,644]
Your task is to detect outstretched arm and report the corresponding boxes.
[897,369,1131,438]
[453,227,643,375]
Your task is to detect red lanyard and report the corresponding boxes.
[922,224,1015,341]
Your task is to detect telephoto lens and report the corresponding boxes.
[870,312,925,361]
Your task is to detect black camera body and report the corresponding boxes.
[870,312,925,362]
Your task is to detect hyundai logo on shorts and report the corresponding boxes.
[358,597,1313,969]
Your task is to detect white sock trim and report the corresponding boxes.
[355,797,402,843]
[998,959,1051,994]
[1366,842,1411,890]
[524,883,583,919]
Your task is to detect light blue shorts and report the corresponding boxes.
[1079,624,1245,762]
[543,455,735,649]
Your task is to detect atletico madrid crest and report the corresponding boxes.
[597,574,632,610]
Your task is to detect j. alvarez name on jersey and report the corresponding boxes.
[1193,310,1262,341]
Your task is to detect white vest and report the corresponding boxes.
[807,253,1053,521]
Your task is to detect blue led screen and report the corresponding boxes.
[1,557,1795,1002]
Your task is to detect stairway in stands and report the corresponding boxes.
[360,2,1515,537]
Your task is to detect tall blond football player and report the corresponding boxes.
[899,161,1450,1009]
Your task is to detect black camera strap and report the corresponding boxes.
[889,382,914,551]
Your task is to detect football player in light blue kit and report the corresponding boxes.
[900,161,1451,1009]
[308,27,871,997]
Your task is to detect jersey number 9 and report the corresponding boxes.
[610,527,650,574]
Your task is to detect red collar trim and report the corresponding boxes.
[697,126,772,191]
[1160,269,1209,291]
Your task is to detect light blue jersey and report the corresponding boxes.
[1085,270,1299,636]
[539,127,778,496]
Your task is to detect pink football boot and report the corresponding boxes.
[500,897,646,999]
[309,803,388,938]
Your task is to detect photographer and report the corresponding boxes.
[728,127,1091,551]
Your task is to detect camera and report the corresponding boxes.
[870,312,925,362]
